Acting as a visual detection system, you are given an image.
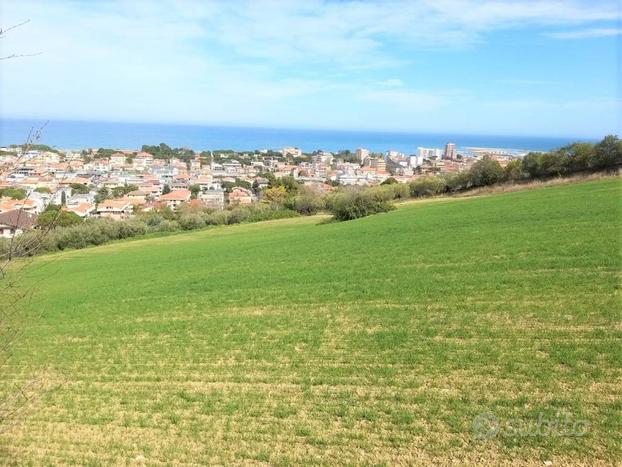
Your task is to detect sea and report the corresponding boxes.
[0,118,590,154]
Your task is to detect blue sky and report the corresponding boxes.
[0,0,620,137]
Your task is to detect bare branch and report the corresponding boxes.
[0,19,31,37]
[0,19,41,61]
[0,52,43,61]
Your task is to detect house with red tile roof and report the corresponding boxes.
[0,198,39,214]
[228,187,254,206]
[63,202,96,218]
[96,199,133,220]
[159,189,191,209]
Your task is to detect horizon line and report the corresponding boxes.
[0,116,609,142]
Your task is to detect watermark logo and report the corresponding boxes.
[472,411,589,439]
[472,412,500,439]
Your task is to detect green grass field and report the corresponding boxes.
[1,177,620,465]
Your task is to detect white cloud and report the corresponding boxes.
[375,79,404,87]
[0,0,619,135]
[547,27,622,39]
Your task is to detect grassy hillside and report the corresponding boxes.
[1,177,620,464]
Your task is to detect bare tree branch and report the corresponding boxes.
[0,19,31,37]
[0,52,43,61]
[0,19,41,61]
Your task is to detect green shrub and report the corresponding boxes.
[0,187,27,200]
[227,207,251,225]
[288,190,326,215]
[329,189,395,221]
[504,159,524,182]
[204,210,229,226]
[409,177,447,197]
[388,183,410,200]
[178,213,206,230]
[245,205,298,222]
[154,220,181,232]
[140,213,166,228]
[380,177,398,185]
[444,171,472,192]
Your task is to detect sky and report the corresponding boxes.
[0,0,620,137]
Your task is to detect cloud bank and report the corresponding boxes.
[0,0,619,136]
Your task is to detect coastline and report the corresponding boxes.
[0,118,591,154]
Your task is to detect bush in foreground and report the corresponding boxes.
[329,189,395,221]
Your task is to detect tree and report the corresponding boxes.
[234,179,252,190]
[540,152,565,177]
[381,177,398,185]
[221,181,235,193]
[69,183,90,194]
[111,184,138,198]
[288,189,325,215]
[37,209,81,228]
[261,186,288,205]
[222,179,251,193]
[469,158,504,187]
[504,159,523,182]
[280,175,300,194]
[522,152,544,178]
[162,184,171,195]
[95,187,110,204]
[559,142,594,173]
[592,135,622,170]
[153,205,176,220]
[444,171,471,192]
[95,148,115,158]
[0,187,27,199]
[141,143,195,162]
[409,176,447,197]
[189,184,201,200]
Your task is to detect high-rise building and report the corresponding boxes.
[409,155,423,167]
[443,143,456,160]
[372,157,386,172]
[356,148,369,163]
[417,147,442,160]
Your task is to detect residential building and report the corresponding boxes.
[228,187,253,206]
[282,147,302,157]
[371,157,387,173]
[96,199,133,220]
[0,209,37,238]
[0,198,39,214]
[198,188,225,210]
[64,202,96,218]
[159,189,192,209]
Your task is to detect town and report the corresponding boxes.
[0,141,523,237]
